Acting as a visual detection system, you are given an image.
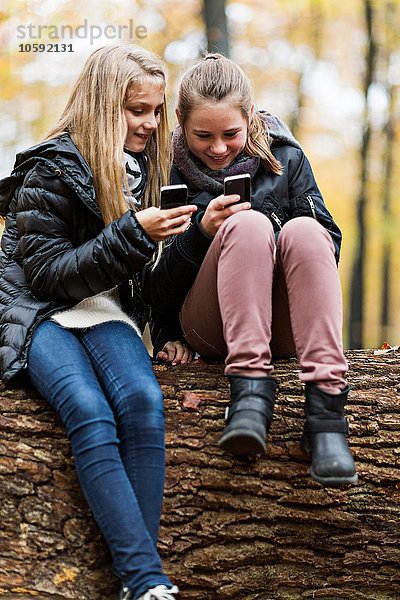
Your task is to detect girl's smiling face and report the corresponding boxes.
[182,102,248,170]
[124,81,165,152]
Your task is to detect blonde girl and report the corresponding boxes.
[0,44,196,599]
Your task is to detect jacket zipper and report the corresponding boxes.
[270,212,282,230]
[306,195,317,219]
[128,279,135,297]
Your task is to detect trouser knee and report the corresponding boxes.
[116,379,164,429]
[278,217,334,256]
[218,210,275,241]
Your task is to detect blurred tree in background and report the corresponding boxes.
[0,0,399,350]
[203,0,230,55]
[348,0,377,349]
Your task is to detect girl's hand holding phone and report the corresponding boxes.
[200,194,251,237]
[135,205,197,241]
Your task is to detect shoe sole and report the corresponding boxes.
[219,429,266,456]
[310,468,358,487]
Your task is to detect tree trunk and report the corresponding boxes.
[288,0,324,138]
[1,350,399,599]
[379,0,398,343]
[202,0,230,57]
[348,0,377,348]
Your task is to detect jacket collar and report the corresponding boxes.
[0,134,101,219]
[258,111,302,149]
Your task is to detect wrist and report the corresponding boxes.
[198,217,214,238]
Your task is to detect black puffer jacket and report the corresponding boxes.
[0,134,156,386]
[142,132,342,355]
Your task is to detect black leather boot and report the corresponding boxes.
[302,383,358,487]
[219,375,277,456]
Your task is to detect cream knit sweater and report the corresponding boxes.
[51,286,141,335]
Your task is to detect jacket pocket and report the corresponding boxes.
[290,193,341,262]
[260,195,288,233]
[291,193,334,227]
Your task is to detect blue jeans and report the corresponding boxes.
[28,320,171,599]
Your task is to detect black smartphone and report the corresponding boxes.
[160,184,188,210]
[224,174,251,204]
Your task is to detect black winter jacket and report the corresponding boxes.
[142,138,342,356]
[0,134,156,385]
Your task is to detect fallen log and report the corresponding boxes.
[0,350,399,599]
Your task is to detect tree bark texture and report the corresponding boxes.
[0,350,399,599]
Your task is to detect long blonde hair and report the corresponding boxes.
[177,53,282,175]
[44,43,170,224]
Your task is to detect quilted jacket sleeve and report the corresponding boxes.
[15,167,156,303]
[286,148,342,261]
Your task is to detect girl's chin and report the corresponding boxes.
[125,142,145,153]
[202,153,236,170]
[125,136,150,152]
[206,159,231,170]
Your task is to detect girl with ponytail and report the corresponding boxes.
[143,53,357,488]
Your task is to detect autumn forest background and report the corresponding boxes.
[1,0,399,350]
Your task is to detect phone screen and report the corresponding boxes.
[160,185,188,210]
[224,174,251,204]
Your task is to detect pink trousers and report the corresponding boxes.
[180,212,348,394]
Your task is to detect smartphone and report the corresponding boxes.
[160,184,188,210]
[224,174,251,204]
